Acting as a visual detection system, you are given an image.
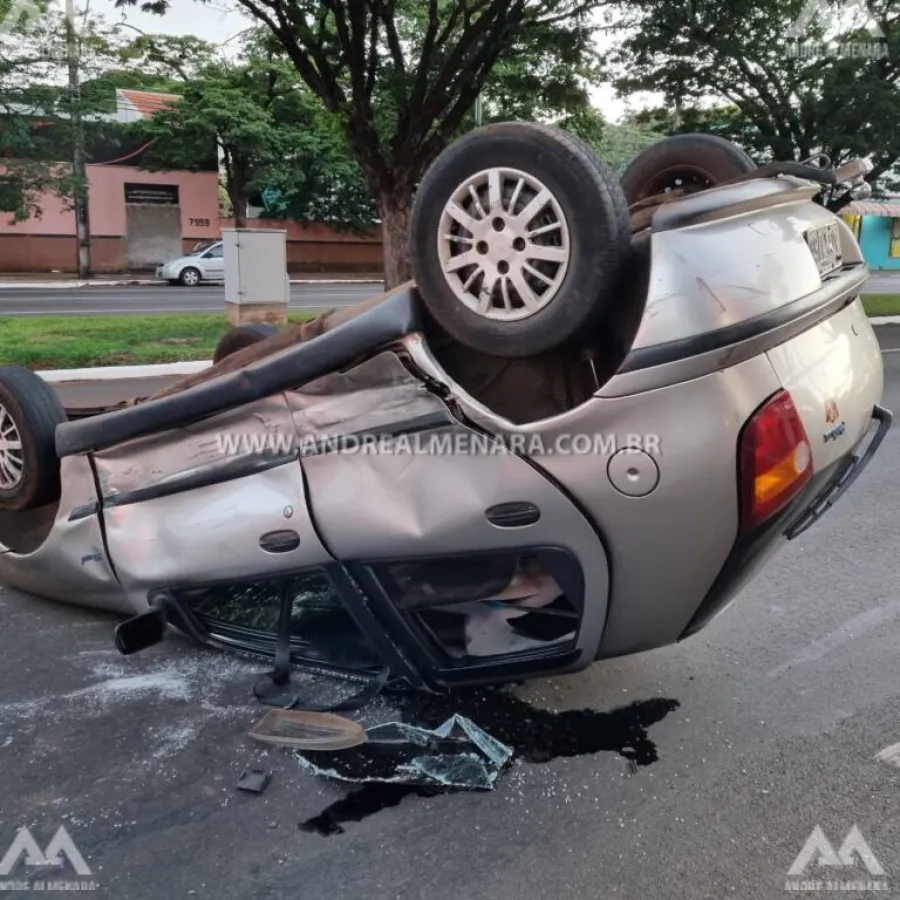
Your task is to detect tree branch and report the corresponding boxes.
[380,0,406,73]
[233,0,344,109]
[417,0,524,136]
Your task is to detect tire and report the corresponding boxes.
[410,121,631,358]
[179,267,201,287]
[0,367,68,511]
[620,133,756,205]
[212,323,279,364]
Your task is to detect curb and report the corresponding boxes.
[0,279,158,289]
[869,316,900,325]
[37,360,211,382]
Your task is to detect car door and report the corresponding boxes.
[199,242,224,279]
[291,350,611,688]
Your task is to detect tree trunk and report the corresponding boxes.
[230,177,247,228]
[224,151,247,228]
[378,189,414,288]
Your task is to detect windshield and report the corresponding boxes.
[188,241,217,255]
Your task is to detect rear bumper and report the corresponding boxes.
[785,404,892,538]
[680,403,891,639]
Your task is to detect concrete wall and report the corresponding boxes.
[88,166,220,241]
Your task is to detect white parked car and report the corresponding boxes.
[155,241,225,286]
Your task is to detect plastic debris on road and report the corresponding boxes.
[295,713,513,790]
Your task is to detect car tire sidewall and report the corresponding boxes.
[0,368,67,511]
[179,267,201,287]
[620,133,756,205]
[212,323,279,363]
[412,125,630,358]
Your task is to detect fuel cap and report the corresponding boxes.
[607,448,659,497]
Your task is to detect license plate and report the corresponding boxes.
[805,221,843,277]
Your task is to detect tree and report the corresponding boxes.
[249,96,378,231]
[118,0,606,287]
[130,64,283,227]
[610,0,900,187]
[0,4,121,222]
[126,44,376,230]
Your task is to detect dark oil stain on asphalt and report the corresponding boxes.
[298,688,679,836]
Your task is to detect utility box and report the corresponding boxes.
[223,228,290,326]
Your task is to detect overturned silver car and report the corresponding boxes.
[0,124,889,693]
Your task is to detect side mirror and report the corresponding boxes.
[114,606,168,655]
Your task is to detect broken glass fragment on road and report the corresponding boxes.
[295,713,513,790]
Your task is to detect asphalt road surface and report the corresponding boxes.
[3,344,900,899]
[0,282,382,316]
[1,271,900,316]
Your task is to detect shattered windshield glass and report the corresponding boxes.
[174,571,382,670]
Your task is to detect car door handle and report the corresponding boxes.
[259,530,301,553]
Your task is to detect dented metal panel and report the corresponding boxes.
[284,351,450,440]
[91,395,296,498]
[0,455,128,613]
[300,420,610,664]
[103,462,333,593]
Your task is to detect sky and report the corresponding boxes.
[86,0,653,122]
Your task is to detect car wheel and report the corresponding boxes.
[179,267,201,287]
[0,367,67,511]
[620,133,756,205]
[410,121,631,358]
[212,323,279,364]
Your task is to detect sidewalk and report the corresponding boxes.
[0,272,384,288]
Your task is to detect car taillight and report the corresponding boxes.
[739,389,813,530]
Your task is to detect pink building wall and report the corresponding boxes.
[0,164,221,271]
[0,165,384,273]
[87,166,220,238]
[0,166,220,238]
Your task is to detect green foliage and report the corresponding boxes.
[610,0,900,185]
[0,7,123,220]
[128,52,377,230]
